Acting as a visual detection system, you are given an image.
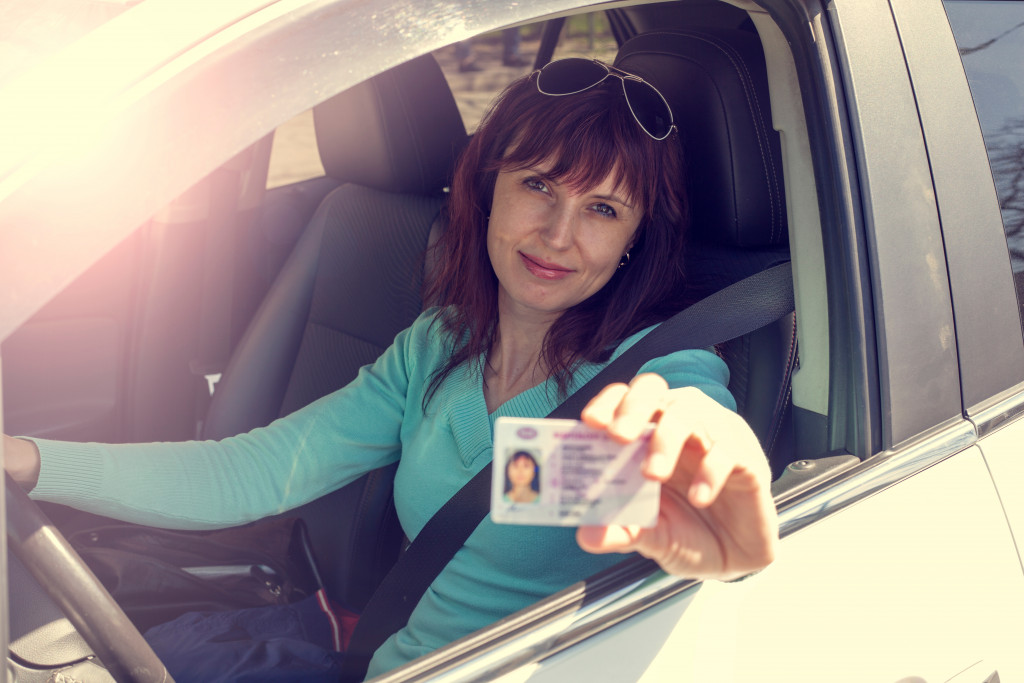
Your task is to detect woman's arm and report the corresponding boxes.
[20,395,403,530]
[2,311,441,530]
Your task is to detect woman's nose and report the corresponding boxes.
[540,205,575,250]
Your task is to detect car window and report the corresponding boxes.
[438,15,616,133]
[266,14,618,189]
[267,110,323,189]
[546,12,617,61]
[945,0,1024,335]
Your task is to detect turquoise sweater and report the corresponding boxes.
[30,309,734,678]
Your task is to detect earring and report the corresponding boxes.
[618,251,630,269]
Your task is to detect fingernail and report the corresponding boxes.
[609,421,635,444]
[690,482,711,505]
[648,452,671,478]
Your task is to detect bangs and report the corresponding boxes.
[487,80,661,215]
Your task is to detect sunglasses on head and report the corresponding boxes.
[534,58,677,141]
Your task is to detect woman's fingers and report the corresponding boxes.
[583,381,742,505]
[581,373,668,443]
[576,524,641,554]
[641,387,706,480]
[607,373,667,442]
[579,382,630,429]
[646,388,765,502]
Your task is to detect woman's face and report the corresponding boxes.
[487,161,643,322]
[507,455,536,487]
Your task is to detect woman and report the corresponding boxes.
[504,450,540,503]
[4,58,778,679]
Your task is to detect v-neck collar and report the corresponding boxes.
[442,355,607,468]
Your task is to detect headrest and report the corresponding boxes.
[313,54,469,195]
[615,30,787,248]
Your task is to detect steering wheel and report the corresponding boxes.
[6,473,173,682]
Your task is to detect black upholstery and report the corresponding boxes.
[616,29,796,474]
[204,187,448,438]
[203,54,467,440]
[616,29,787,249]
[244,52,467,313]
[201,54,467,608]
[279,187,445,415]
[314,62,466,194]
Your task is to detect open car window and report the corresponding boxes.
[437,15,617,133]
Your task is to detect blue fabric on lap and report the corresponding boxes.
[144,593,344,682]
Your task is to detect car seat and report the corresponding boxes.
[200,54,468,610]
[614,28,796,477]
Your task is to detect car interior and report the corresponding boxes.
[2,1,841,677]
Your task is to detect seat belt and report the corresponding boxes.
[340,261,794,681]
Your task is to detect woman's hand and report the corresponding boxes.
[3,434,41,490]
[576,373,778,581]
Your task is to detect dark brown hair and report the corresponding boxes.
[425,69,689,403]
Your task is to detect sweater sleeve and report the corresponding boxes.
[637,348,736,412]
[609,325,737,412]
[27,312,436,530]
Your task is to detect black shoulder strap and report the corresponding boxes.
[340,262,793,681]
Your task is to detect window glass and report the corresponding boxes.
[945,2,1024,316]
[548,12,617,61]
[267,15,621,187]
[437,15,616,132]
[266,110,323,189]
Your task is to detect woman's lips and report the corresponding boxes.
[519,252,573,280]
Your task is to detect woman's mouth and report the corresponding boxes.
[519,252,573,280]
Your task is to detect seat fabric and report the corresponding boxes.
[278,185,444,417]
[201,54,467,609]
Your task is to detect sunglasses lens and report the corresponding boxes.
[537,58,609,95]
[622,79,674,139]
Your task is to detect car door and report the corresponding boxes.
[376,1,1024,680]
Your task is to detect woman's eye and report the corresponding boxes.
[523,177,549,194]
[592,203,618,219]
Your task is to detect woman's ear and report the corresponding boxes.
[625,225,641,252]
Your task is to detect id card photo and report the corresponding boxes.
[491,417,661,528]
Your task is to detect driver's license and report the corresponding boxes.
[491,417,660,528]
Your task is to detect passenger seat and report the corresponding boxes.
[200,54,469,610]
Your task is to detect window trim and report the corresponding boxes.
[826,0,963,449]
